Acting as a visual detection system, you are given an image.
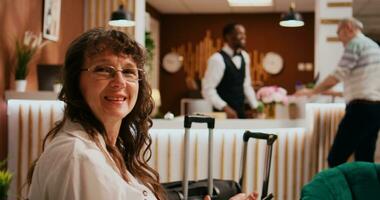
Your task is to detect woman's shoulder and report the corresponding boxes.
[40,122,106,165]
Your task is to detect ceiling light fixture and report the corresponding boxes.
[109,4,135,27]
[279,1,304,27]
[227,0,273,7]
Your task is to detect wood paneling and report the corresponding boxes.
[327,2,352,7]
[320,19,340,25]
[327,37,340,42]
[160,13,315,115]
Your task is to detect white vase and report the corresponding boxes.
[15,80,27,92]
[275,103,289,119]
[53,83,63,93]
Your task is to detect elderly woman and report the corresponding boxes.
[28,28,257,200]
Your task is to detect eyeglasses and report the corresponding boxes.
[81,65,144,82]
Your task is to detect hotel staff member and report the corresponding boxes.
[202,23,258,118]
[296,18,380,167]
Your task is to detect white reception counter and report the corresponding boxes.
[5,91,348,200]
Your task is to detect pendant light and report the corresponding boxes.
[109,4,135,27]
[279,1,304,27]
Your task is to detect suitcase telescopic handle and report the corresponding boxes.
[241,131,277,200]
[184,114,215,129]
[243,131,277,145]
[183,114,215,199]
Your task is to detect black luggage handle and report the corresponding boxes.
[243,131,277,145]
[184,114,215,129]
[241,131,277,200]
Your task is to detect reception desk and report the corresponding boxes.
[6,91,352,200]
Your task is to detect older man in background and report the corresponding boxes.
[296,18,380,167]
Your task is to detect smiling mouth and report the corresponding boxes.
[104,96,127,101]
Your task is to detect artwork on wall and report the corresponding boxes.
[43,0,61,41]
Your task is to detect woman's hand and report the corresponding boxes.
[203,192,258,200]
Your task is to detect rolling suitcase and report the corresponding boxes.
[163,115,241,200]
[163,115,277,200]
[240,131,277,200]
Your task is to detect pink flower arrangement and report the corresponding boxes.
[256,86,288,104]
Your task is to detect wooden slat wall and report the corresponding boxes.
[172,30,270,87]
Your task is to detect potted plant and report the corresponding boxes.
[144,31,155,81]
[14,31,46,91]
[0,160,12,200]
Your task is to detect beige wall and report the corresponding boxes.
[0,0,84,160]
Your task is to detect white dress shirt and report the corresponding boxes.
[28,120,157,200]
[202,44,258,110]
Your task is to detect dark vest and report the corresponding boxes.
[216,50,246,118]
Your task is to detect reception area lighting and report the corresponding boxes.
[279,1,304,27]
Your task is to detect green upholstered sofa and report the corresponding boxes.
[301,162,380,200]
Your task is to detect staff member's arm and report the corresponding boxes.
[242,53,258,109]
[202,54,238,118]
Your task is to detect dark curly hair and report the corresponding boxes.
[28,28,165,199]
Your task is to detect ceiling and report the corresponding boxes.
[147,0,380,41]
[147,0,314,13]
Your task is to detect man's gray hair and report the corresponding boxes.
[339,17,364,30]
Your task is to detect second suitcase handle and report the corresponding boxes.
[241,131,277,200]
[243,131,277,144]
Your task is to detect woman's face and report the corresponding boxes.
[80,50,140,124]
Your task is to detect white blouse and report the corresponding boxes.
[28,120,157,200]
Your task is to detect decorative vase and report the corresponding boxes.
[15,79,27,92]
[275,103,289,119]
[53,83,62,93]
[265,103,276,119]
[288,103,299,119]
[256,112,266,119]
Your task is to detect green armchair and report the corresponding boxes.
[301,162,380,200]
